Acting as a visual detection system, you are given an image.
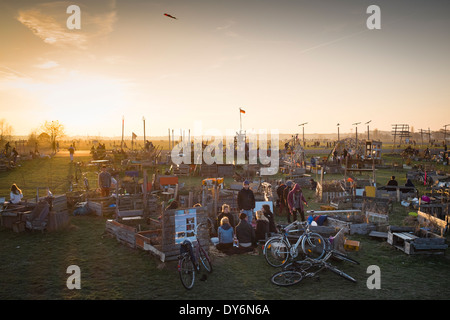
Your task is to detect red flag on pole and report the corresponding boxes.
[240,108,245,114]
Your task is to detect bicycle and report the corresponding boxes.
[270,228,359,286]
[263,220,326,268]
[178,222,213,290]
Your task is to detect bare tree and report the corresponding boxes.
[41,120,65,154]
[0,118,13,148]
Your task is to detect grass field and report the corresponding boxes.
[1,149,449,301]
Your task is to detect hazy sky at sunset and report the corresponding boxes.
[1,0,449,138]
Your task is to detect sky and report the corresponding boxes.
[0,0,449,139]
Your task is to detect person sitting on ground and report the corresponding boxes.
[387,176,398,186]
[216,217,235,251]
[261,204,278,234]
[10,183,23,204]
[405,178,415,188]
[235,213,255,248]
[216,204,235,231]
[255,210,269,243]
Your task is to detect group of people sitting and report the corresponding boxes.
[214,203,277,255]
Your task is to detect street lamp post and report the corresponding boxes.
[444,124,450,145]
[365,120,372,140]
[353,122,361,147]
[299,122,308,147]
[337,123,340,141]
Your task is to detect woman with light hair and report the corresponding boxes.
[217,216,234,250]
[10,183,23,204]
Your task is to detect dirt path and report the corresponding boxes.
[54,150,91,157]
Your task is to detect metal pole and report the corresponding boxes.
[143,117,146,143]
[121,116,124,149]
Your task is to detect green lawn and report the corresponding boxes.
[1,150,449,301]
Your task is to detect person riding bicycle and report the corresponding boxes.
[287,183,308,222]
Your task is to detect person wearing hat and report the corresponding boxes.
[287,183,308,222]
[237,180,255,225]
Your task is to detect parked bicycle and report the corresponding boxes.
[263,220,326,268]
[270,227,359,286]
[178,222,213,290]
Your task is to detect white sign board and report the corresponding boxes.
[174,208,197,244]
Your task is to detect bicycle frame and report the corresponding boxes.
[178,222,213,290]
[266,221,318,258]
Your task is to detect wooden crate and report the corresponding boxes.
[13,221,25,233]
[387,226,448,255]
[105,207,209,262]
[135,229,165,261]
[105,219,137,248]
[47,211,70,231]
[417,208,449,236]
[344,239,360,251]
[88,197,116,217]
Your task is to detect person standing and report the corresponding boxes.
[283,180,294,223]
[262,204,277,234]
[98,165,112,197]
[237,180,255,225]
[287,183,308,222]
[276,180,286,216]
[68,144,75,162]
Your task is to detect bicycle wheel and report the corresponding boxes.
[331,251,360,265]
[270,270,304,286]
[198,246,213,273]
[301,233,325,260]
[326,264,357,283]
[178,255,196,290]
[264,238,290,268]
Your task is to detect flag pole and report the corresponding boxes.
[239,108,242,134]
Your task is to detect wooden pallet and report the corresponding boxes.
[387,227,448,255]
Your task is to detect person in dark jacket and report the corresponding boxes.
[255,210,269,243]
[287,183,308,222]
[237,180,255,225]
[387,176,398,186]
[235,213,255,248]
[262,204,277,234]
[283,180,293,223]
[276,181,286,216]
[216,204,235,230]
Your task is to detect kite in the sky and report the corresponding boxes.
[164,13,177,20]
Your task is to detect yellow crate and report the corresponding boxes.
[344,239,360,251]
